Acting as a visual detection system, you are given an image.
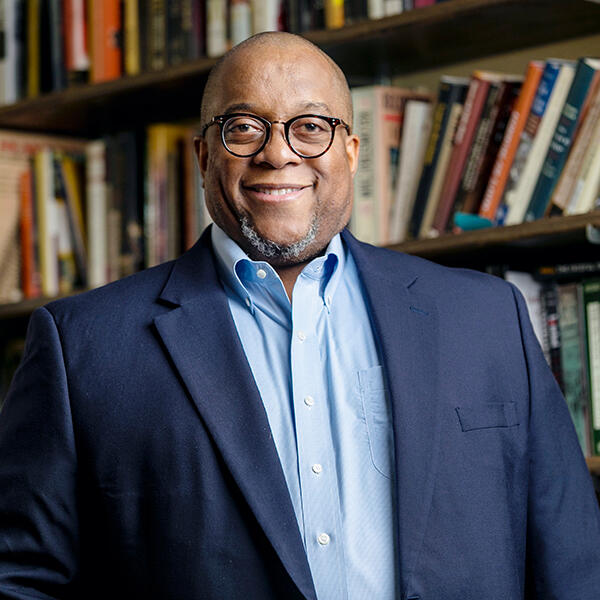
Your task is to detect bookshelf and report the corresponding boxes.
[2,0,600,467]
[0,0,598,136]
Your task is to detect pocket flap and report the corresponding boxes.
[455,402,519,432]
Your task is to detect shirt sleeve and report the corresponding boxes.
[510,283,600,598]
[0,307,79,599]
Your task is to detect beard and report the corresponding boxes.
[238,213,319,264]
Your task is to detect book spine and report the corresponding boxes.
[431,75,490,235]
[384,0,403,15]
[351,88,378,243]
[64,0,91,83]
[503,61,573,226]
[206,0,227,56]
[558,282,592,456]
[569,123,600,215]
[190,0,205,58]
[525,59,599,221]
[583,279,600,455]
[124,0,141,74]
[541,282,564,391]
[91,0,123,82]
[325,0,344,28]
[49,0,67,91]
[4,0,18,104]
[230,0,252,46]
[26,0,40,97]
[367,0,384,19]
[167,0,186,66]
[86,140,108,288]
[479,61,544,220]
[19,169,41,298]
[148,0,167,69]
[549,81,600,214]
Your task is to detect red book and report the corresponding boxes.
[20,169,41,299]
[90,0,122,83]
[430,71,500,235]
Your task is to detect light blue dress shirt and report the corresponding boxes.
[211,225,397,600]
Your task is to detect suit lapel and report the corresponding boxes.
[153,230,316,600]
[343,230,442,596]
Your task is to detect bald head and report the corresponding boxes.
[200,32,353,130]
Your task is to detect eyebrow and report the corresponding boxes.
[222,101,334,116]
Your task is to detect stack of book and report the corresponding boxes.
[506,266,600,458]
[0,0,449,104]
[407,58,600,243]
[0,124,209,305]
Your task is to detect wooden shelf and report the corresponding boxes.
[0,0,597,136]
[391,213,600,270]
[0,291,84,321]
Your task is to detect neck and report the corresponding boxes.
[274,262,310,301]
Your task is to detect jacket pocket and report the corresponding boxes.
[359,366,393,478]
[455,402,519,432]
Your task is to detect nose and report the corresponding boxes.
[252,122,303,168]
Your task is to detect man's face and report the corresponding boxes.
[197,45,359,266]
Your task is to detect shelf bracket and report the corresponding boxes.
[586,224,600,245]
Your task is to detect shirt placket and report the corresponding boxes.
[290,273,347,600]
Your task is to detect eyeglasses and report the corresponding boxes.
[201,113,351,159]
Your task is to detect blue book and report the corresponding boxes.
[525,57,600,221]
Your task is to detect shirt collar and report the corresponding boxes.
[210,224,346,313]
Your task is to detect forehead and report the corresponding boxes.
[212,46,343,118]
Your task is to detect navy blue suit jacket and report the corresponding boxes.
[1,228,600,599]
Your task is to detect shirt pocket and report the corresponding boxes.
[455,402,519,432]
[358,365,393,479]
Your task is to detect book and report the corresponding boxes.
[148,0,167,70]
[478,61,544,221]
[86,139,108,288]
[63,0,91,85]
[90,0,122,83]
[540,282,563,391]
[549,80,600,215]
[367,0,384,19]
[206,0,227,57]
[3,0,19,104]
[19,168,41,299]
[48,0,67,91]
[451,77,522,220]
[566,118,600,215]
[418,98,464,238]
[558,282,591,456]
[409,76,469,238]
[351,85,431,245]
[325,0,345,28]
[525,57,600,221]
[26,0,40,97]
[389,99,432,243]
[503,60,575,226]
[430,71,501,236]
[251,0,281,34]
[124,0,141,75]
[384,0,403,15]
[230,0,252,45]
[0,166,23,304]
[582,279,600,455]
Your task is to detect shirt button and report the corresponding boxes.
[245,298,251,307]
[256,268,267,279]
[326,295,332,305]
[297,331,306,341]
[317,533,330,546]
[304,395,314,407]
[312,463,323,474]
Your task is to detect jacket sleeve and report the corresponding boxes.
[510,284,600,598]
[0,307,79,599]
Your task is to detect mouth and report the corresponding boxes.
[242,183,312,202]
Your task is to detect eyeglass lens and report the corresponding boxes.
[222,115,334,157]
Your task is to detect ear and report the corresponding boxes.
[194,136,208,179]
[345,133,360,177]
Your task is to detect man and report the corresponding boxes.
[1,32,599,600]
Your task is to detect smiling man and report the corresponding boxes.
[1,32,600,600]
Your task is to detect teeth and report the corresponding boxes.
[255,188,298,195]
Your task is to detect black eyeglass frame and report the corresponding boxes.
[201,112,352,159]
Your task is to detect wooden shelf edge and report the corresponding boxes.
[389,213,600,258]
[0,290,86,320]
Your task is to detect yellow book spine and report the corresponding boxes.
[124,0,141,75]
[325,0,344,29]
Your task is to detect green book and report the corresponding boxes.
[582,279,600,455]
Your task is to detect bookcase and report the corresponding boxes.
[1,0,600,472]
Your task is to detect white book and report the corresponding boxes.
[504,63,576,225]
[384,0,403,15]
[570,119,600,214]
[389,99,432,243]
[251,0,279,34]
[206,0,227,57]
[230,0,252,45]
[86,140,108,289]
[368,0,385,19]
